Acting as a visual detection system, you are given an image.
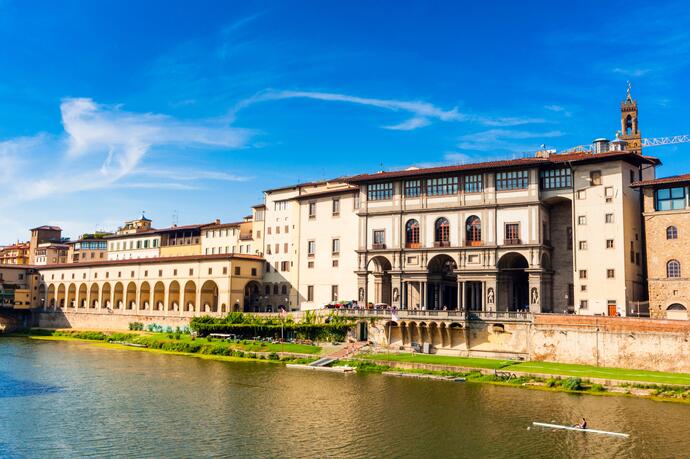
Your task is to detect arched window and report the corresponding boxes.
[265,285,271,295]
[667,226,678,240]
[667,303,687,311]
[466,216,481,246]
[273,284,279,295]
[405,219,420,248]
[434,218,450,247]
[667,260,681,278]
[625,114,633,135]
[281,285,288,295]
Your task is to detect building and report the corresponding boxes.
[158,223,210,257]
[28,225,63,265]
[67,233,111,263]
[39,254,264,314]
[0,242,30,265]
[34,242,69,266]
[0,265,40,309]
[634,173,690,319]
[105,216,161,260]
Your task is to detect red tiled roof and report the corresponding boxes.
[631,173,690,188]
[37,253,264,269]
[346,151,660,183]
[30,225,62,231]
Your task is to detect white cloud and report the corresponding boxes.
[612,67,650,77]
[383,117,431,131]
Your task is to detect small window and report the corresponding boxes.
[307,286,314,302]
[208,268,212,275]
[331,285,339,302]
[159,269,163,277]
[667,226,678,239]
[332,259,339,267]
[579,270,587,279]
[576,190,586,200]
[607,269,615,278]
[309,202,316,218]
[579,241,587,250]
[223,267,228,275]
[605,187,614,197]
[590,170,602,186]
[605,213,614,223]
[234,266,241,275]
[308,261,314,269]
[332,238,340,254]
[332,198,340,215]
[606,239,614,248]
[251,268,257,276]
[578,215,586,225]
[580,284,587,292]
[580,300,588,309]
[307,240,316,256]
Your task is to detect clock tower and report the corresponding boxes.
[620,82,642,153]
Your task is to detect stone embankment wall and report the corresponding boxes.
[36,311,192,331]
[366,314,690,373]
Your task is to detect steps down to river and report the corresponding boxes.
[309,357,336,367]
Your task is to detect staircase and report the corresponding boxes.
[308,341,369,367]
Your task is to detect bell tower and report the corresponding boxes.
[619,81,641,153]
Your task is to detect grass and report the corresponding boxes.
[360,353,514,369]
[159,333,321,355]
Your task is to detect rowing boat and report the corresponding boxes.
[532,422,630,438]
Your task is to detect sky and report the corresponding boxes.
[1,0,689,243]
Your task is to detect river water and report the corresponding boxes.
[1,338,689,458]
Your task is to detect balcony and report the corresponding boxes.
[434,241,450,248]
[405,242,421,249]
[239,233,253,241]
[465,240,482,247]
[372,243,387,250]
[504,238,521,245]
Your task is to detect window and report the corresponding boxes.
[373,230,385,248]
[667,260,681,278]
[426,177,458,196]
[273,284,279,294]
[605,187,614,198]
[435,218,450,246]
[332,238,340,254]
[281,284,288,295]
[332,198,340,215]
[590,170,602,186]
[332,260,339,267]
[281,261,290,272]
[173,269,177,276]
[580,284,587,292]
[251,268,257,276]
[367,182,393,201]
[233,266,240,275]
[222,267,227,275]
[580,300,588,310]
[578,215,587,225]
[607,269,615,278]
[606,239,614,248]
[331,285,338,301]
[405,219,420,247]
[307,286,314,302]
[353,193,361,209]
[496,170,528,190]
[466,216,481,245]
[307,240,316,256]
[667,226,678,239]
[505,223,520,244]
[136,240,142,249]
[579,241,588,250]
[274,200,288,211]
[630,169,636,184]
[579,270,587,279]
[308,261,314,268]
[576,190,586,200]
[189,269,194,275]
[308,202,316,218]
[464,174,483,193]
[267,227,271,235]
[283,243,288,253]
[285,225,289,233]
[144,240,149,248]
[540,168,572,190]
[656,187,686,211]
[405,180,421,197]
[605,213,614,223]
[275,243,279,254]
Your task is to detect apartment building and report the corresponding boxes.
[67,234,111,263]
[105,216,161,260]
[0,242,30,265]
[34,242,69,266]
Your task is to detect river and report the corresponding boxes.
[1,338,689,458]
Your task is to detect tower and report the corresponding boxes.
[620,81,641,153]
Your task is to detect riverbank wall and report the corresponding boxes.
[36,311,192,331]
[365,314,690,373]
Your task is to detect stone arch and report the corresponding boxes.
[153,281,165,311]
[38,284,47,309]
[102,282,112,308]
[77,283,88,308]
[384,320,402,346]
[113,282,124,309]
[183,280,196,312]
[139,281,151,310]
[426,254,458,310]
[89,283,99,308]
[434,217,450,246]
[497,252,529,312]
[200,280,219,313]
[57,284,66,308]
[47,284,56,308]
[666,303,687,320]
[366,255,393,306]
[429,322,442,347]
[244,281,261,312]
[67,283,77,308]
[125,282,137,310]
[168,281,180,312]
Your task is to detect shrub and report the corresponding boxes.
[590,384,606,392]
[562,377,584,391]
[129,322,144,331]
[268,352,280,360]
[545,378,559,388]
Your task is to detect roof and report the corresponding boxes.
[30,225,62,231]
[263,177,351,194]
[632,173,690,188]
[296,187,359,201]
[37,253,264,269]
[251,203,266,209]
[346,151,660,183]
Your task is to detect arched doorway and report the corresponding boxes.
[89,284,99,308]
[367,256,392,306]
[168,281,180,312]
[200,280,219,313]
[125,282,137,310]
[497,252,529,311]
[427,254,458,310]
[102,283,112,308]
[153,282,165,311]
[38,284,47,310]
[47,284,56,309]
[57,284,66,308]
[67,284,76,308]
[244,281,260,312]
[139,282,151,310]
[183,281,196,312]
[113,282,124,309]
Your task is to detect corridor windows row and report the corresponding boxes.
[655,187,686,211]
[401,216,483,249]
[109,239,159,251]
[264,283,289,296]
[539,168,572,190]
[496,170,529,191]
[368,183,394,201]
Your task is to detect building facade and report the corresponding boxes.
[635,174,690,319]
[0,243,30,265]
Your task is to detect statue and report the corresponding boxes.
[531,287,539,304]
[358,288,365,302]
[487,288,494,304]
[393,288,399,302]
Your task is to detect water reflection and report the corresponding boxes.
[0,338,689,458]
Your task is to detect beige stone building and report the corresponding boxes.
[29,225,63,265]
[34,242,69,266]
[105,216,161,260]
[0,242,30,265]
[67,234,111,263]
[635,174,690,319]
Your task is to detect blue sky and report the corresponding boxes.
[1,0,689,242]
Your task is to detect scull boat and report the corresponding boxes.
[532,422,629,438]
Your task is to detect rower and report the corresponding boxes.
[575,418,587,429]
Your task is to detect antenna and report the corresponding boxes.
[172,210,179,226]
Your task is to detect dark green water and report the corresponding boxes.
[1,338,689,458]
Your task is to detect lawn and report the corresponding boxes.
[143,333,322,355]
[361,353,513,369]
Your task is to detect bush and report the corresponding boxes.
[562,377,584,391]
[545,378,559,388]
[268,352,280,360]
[590,384,606,392]
[129,322,144,331]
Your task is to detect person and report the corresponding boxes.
[575,418,587,429]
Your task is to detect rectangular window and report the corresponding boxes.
[309,202,316,218]
[367,182,393,201]
[605,186,614,197]
[607,269,615,278]
[581,284,587,292]
[285,225,289,233]
[576,190,586,200]
[373,230,385,248]
[606,239,614,248]
[234,266,240,275]
[496,170,529,191]
[308,261,314,268]
[655,187,686,211]
[281,261,290,272]
[222,267,227,275]
[332,238,340,254]
[579,270,587,279]
[274,243,279,254]
[283,243,288,253]
[276,226,280,234]
[307,286,314,302]
[578,215,587,225]
[267,227,271,235]
[307,240,315,256]
[426,176,458,196]
[464,174,483,193]
[208,268,212,275]
[605,213,614,223]
[353,194,361,209]
[580,300,588,309]
[579,241,588,250]
[251,268,257,276]
[505,223,520,244]
[331,285,338,302]
[590,170,602,186]
[539,168,572,190]
[332,259,339,267]
[404,180,421,197]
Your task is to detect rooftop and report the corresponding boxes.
[632,173,690,188]
[37,253,264,269]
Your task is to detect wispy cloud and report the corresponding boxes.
[234,89,544,130]
[612,67,651,78]
[456,129,563,152]
[132,167,251,182]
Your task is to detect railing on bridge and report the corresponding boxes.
[335,308,532,322]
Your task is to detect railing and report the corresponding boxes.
[372,243,387,250]
[503,238,521,245]
[434,241,450,248]
[465,240,482,247]
[335,308,532,322]
[405,242,421,249]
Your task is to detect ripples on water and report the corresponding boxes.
[1,338,689,458]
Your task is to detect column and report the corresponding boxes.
[163,285,169,317]
[438,283,444,310]
[421,282,426,309]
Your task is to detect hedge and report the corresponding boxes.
[190,321,350,341]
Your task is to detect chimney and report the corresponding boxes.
[215,218,221,225]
